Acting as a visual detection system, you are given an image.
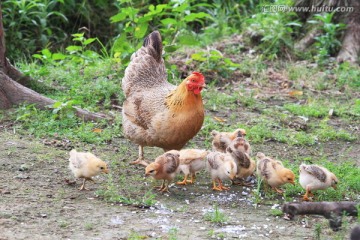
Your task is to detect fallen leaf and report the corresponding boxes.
[92,128,103,133]
[214,116,227,122]
[288,90,303,97]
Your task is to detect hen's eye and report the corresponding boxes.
[149,170,154,173]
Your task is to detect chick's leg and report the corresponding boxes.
[177,174,188,185]
[219,179,230,190]
[273,187,284,194]
[212,179,223,191]
[130,145,149,166]
[159,180,170,193]
[187,173,196,184]
[302,186,312,201]
[79,179,88,191]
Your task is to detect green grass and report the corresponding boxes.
[204,204,228,224]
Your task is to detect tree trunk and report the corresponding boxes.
[282,201,358,231]
[0,3,108,121]
[337,3,360,62]
[295,0,360,64]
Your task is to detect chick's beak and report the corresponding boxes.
[332,185,337,190]
[103,169,109,174]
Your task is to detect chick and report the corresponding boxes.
[206,152,237,191]
[226,137,255,186]
[256,152,295,193]
[211,128,247,152]
[176,149,209,185]
[145,150,180,192]
[299,164,338,201]
[68,149,109,191]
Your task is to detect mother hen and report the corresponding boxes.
[122,31,206,166]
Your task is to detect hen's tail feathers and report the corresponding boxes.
[143,31,163,63]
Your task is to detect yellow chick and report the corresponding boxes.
[299,164,338,201]
[226,137,255,185]
[176,149,209,185]
[206,152,237,191]
[256,152,295,193]
[211,128,247,152]
[68,149,109,191]
[145,150,180,192]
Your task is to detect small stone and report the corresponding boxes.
[19,164,29,171]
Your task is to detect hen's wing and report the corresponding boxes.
[122,31,171,97]
[303,165,327,182]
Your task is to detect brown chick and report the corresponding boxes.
[226,137,255,186]
[206,152,237,191]
[256,152,295,193]
[122,31,205,166]
[211,128,247,152]
[68,149,109,191]
[145,150,180,192]
[176,149,209,185]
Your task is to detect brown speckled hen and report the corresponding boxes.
[122,31,205,166]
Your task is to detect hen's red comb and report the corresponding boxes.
[191,72,205,81]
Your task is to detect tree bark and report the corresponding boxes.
[282,201,358,231]
[295,0,360,63]
[0,3,108,121]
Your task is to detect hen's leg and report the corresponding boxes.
[130,145,149,166]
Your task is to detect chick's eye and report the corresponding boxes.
[100,167,104,170]
[149,170,154,173]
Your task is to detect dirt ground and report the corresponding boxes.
[0,128,358,240]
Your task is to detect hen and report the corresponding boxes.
[122,31,205,166]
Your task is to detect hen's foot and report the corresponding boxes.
[130,158,149,166]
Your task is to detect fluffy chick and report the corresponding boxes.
[145,150,180,192]
[256,152,295,193]
[299,164,338,201]
[69,149,109,191]
[211,128,247,152]
[226,137,255,186]
[206,152,237,191]
[176,149,209,185]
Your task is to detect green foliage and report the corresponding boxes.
[204,204,227,224]
[110,1,211,65]
[309,12,346,65]
[243,0,301,59]
[2,0,68,59]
